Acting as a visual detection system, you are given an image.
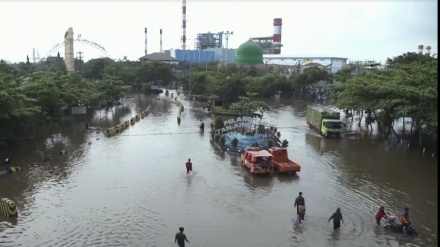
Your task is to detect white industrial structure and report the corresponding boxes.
[64,27,75,72]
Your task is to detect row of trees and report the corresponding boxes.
[334,52,437,141]
[0,60,131,142]
[1,51,436,144]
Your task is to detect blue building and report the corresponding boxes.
[170,49,216,64]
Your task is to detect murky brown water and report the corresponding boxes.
[0,93,437,247]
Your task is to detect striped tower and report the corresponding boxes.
[144,28,148,56]
[425,46,431,56]
[160,29,163,53]
[273,18,282,54]
[418,45,423,54]
[182,0,187,50]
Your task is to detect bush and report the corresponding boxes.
[276,132,281,138]
[282,139,289,147]
[214,116,224,130]
[251,141,259,147]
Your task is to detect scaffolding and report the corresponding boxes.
[346,60,386,75]
[249,36,275,54]
[195,32,223,50]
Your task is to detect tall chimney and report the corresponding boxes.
[64,27,75,72]
[145,28,148,56]
[182,0,187,50]
[418,45,424,54]
[425,46,431,56]
[273,18,282,54]
[160,29,163,53]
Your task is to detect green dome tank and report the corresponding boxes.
[235,40,263,65]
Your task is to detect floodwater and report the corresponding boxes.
[0,93,437,247]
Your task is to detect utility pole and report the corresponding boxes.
[189,60,192,100]
[223,31,233,64]
[76,51,84,73]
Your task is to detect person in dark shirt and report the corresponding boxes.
[3,158,11,173]
[185,159,192,174]
[175,227,190,247]
[199,120,205,131]
[294,192,305,216]
[328,208,344,230]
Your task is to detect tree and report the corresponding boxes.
[229,93,269,116]
[386,52,435,68]
[334,56,438,140]
[0,73,40,139]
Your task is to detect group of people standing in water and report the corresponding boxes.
[294,192,413,231]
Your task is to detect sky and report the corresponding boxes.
[0,0,437,64]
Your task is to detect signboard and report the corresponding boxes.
[215,116,265,134]
[71,106,87,115]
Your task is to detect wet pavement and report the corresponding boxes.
[0,92,437,247]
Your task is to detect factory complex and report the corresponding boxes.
[134,0,350,74]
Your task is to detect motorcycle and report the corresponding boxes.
[383,220,418,236]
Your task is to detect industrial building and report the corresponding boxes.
[263,55,348,74]
[250,18,283,54]
[169,49,216,63]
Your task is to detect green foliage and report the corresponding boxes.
[293,67,329,88]
[282,139,289,147]
[334,66,355,83]
[229,93,269,116]
[335,54,438,135]
[386,52,435,68]
[214,116,224,129]
[136,61,174,85]
[251,141,259,147]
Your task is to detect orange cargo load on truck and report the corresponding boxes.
[268,147,301,174]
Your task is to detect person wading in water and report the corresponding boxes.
[185,159,193,174]
[294,192,305,219]
[175,227,190,247]
[328,208,344,230]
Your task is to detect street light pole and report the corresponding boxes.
[189,60,191,100]
[224,31,233,64]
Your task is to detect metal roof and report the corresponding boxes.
[139,52,177,61]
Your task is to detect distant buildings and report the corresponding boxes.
[139,52,179,65]
[263,56,348,74]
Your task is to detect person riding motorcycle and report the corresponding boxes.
[399,207,411,231]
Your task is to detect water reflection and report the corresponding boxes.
[0,95,437,247]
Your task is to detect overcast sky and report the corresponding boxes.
[1,0,437,64]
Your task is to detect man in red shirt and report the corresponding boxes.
[185,159,192,174]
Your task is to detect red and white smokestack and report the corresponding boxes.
[160,29,163,53]
[145,28,148,56]
[418,45,424,54]
[182,0,187,50]
[425,46,431,56]
[273,18,282,54]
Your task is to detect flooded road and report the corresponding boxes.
[0,93,437,247]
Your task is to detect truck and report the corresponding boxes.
[268,147,301,174]
[306,105,342,138]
